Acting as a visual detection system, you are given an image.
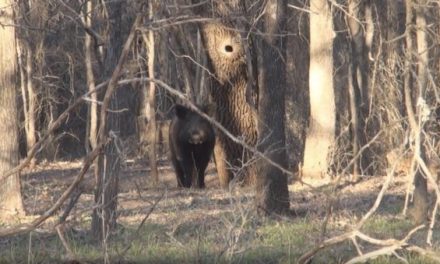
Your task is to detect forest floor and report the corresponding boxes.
[0,157,440,264]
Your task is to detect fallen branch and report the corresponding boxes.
[345,225,425,264]
[299,157,435,264]
[298,159,397,264]
[407,245,440,262]
[298,226,426,264]
[298,231,355,264]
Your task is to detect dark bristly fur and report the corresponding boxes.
[169,104,215,188]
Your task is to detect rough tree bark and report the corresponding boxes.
[255,0,290,214]
[302,0,336,179]
[405,0,429,224]
[0,0,25,220]
[91,2,123,240]
[192,1,258,187]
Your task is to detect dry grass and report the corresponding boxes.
[0,160,439,263]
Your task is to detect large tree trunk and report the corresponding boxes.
[91,1,123,240]
[302,0,336,179]
[0,0,25,220]
[193,1,258,187]
[255,0,290,214]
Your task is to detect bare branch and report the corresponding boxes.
[57,0,105,45]
[345,225,425,264]
[0,139,106,237]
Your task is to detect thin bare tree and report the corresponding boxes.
[91,1,125,241]
[144,0,159,186]
[83,0,99,154]
[347,0,370,180]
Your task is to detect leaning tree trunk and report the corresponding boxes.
[192,1,258,187]
[0,0,25,220]
[302,0,336,179]
[255,0,290,215]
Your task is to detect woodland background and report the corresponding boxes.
[0,0,440,263]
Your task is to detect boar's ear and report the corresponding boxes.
[174,104,188,119]
[202,103,216,116]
